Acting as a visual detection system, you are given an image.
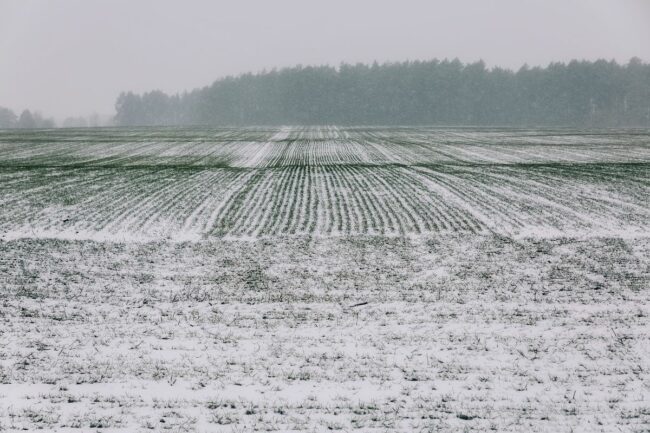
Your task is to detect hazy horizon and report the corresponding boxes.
[2,0,649,121]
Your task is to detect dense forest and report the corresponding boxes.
[114,58,650,127]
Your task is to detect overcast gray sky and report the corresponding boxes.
[1,0,649,120]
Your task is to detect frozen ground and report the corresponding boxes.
[0,127,648,432]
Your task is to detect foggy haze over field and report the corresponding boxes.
[1,0,649,120]
[2,2,650,431]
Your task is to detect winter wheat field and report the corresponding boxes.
[0,126,648,432]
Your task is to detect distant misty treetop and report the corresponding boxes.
[0,107,55,129]
[0,107,17,128]
[114,58,650,127]
[0,108,106,129]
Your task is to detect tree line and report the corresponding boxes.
[114,58,650,127]
[0,108,55,129]
[0,108,112,129]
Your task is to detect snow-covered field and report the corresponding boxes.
[0,127,648,432]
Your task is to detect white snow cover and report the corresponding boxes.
[0,126,648,432]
